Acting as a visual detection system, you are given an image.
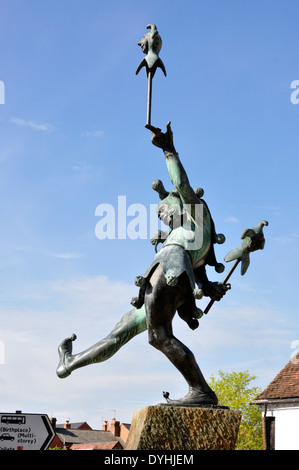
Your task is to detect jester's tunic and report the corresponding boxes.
[131,150,225,314]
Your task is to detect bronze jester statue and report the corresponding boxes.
[57,122,229,406]
[57,25,268,406]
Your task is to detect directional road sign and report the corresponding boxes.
[0,412,55,450]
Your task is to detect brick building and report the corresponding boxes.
[49,417,130,450]
[255,351,299,450]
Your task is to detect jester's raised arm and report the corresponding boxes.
[146,122,199,208]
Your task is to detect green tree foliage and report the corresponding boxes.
[48,446,66,450]
[208,370,263,450]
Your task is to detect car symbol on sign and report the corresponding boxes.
[0,433,15,441]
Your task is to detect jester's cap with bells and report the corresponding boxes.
[152,179,226,274]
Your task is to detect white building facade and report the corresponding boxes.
[256,399,299,450]
[255,353,299,451]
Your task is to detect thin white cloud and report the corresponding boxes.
[81,129,104,138]
[225,216,240,224]
[10,117,55,132]
[273,234,299,244]
[72,164,92,171]
[51,252,84,259]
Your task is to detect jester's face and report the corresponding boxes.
[138,35,149,54]
[157,197,183,228]
[157,203,172,226]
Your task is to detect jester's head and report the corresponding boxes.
[137,24,162,56]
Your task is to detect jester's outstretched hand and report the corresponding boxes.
[145,121,175,153]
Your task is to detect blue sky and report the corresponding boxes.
[0,0,299,429]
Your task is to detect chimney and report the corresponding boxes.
[108,417,120,437]
[64,420,71,429]
[102,421,108,431]
[50,417,57,431]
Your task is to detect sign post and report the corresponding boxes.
[0,412,55,450]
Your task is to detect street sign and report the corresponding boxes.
[0,412,55,450]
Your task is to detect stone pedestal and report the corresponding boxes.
[125,405,242,450]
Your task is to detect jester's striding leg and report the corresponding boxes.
[145,266,217,405]
[56,306,147,378]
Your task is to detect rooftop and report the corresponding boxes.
[56,421,91,430]
[256,351,299,401]
[55,427,124,445]
[70,442,123,450]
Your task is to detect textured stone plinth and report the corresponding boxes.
[125,405,242,450]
